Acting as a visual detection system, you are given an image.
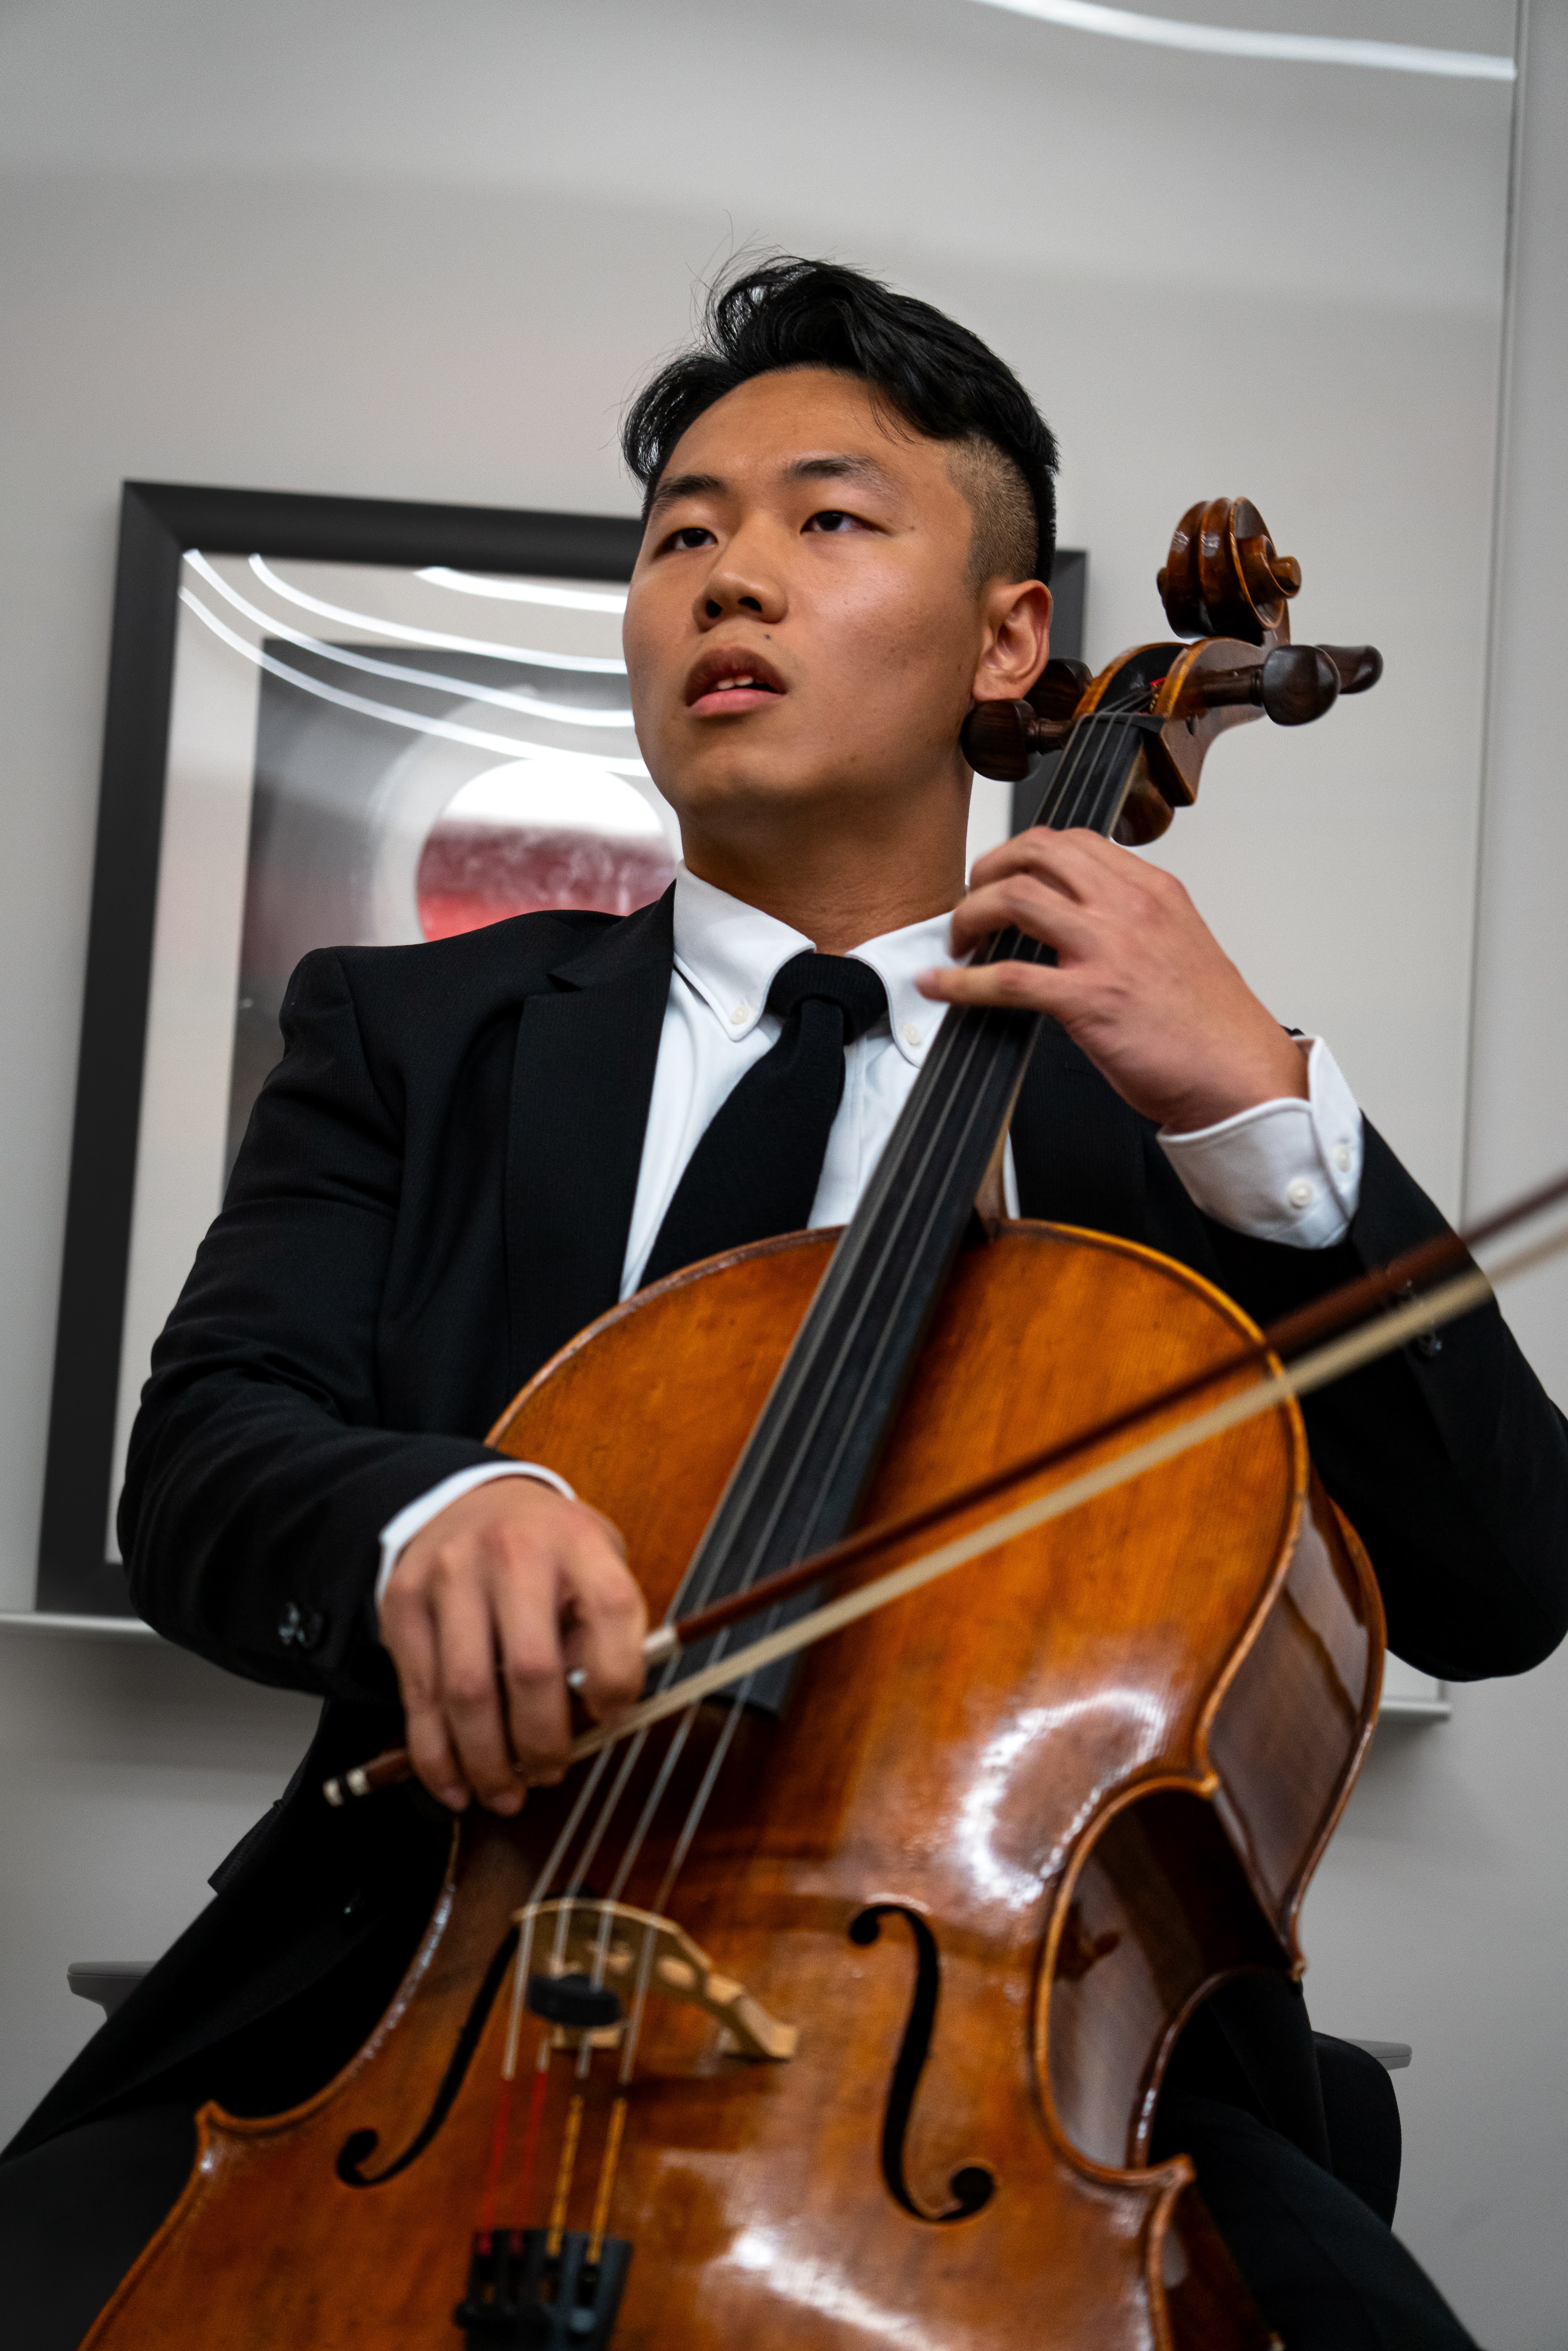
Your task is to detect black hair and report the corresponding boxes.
[621,257,1059,585]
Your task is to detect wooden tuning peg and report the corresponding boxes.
[1194,644,1347,726]
[961,658,1090,781]
[961,700,1044,782]
[1318,645,1383,695]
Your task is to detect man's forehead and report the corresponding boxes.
[649,445,910,516]
[652,368,948,504]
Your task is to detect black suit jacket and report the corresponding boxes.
[12,888,1568,2159]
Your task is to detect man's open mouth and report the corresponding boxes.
[685,649,787,713]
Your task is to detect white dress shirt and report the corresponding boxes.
[376,864,1365,1597]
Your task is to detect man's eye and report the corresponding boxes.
[664,525,714,552]
[805,509,864,534]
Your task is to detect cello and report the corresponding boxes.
[88,498,1388,2351]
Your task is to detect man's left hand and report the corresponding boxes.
[917,828,1306,1133]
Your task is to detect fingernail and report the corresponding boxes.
[492,1791,523,1816]
[441,1787,469,1812]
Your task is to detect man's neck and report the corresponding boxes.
[678,812,968,955]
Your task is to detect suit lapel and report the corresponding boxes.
[505,888,675,1386]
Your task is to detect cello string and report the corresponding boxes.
[1051,707,1122,832]
[1059,696,1154,835]
[511,2048,552,2230]
[555,1726,659,1919]
[586,2093,630,2264]
[533,1683,754,2255]
[649,1679,752,1916]
[1045,679,1147,833]
[495,1745,620,2078]
[544,2090,586,2256]
[586,1665,759,1991]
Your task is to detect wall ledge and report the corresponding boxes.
[0,1609,160,1642]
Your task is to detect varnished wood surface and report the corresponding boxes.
[90,1222,1377,2351]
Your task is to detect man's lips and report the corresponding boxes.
[684,647,787,716]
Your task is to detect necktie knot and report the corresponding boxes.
[641,950,890,1287]
[765,951,888,1044]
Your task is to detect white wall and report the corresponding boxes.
[0,0,1562,2342]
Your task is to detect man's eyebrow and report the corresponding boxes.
[785,453,898,493]
[647,470,725,516]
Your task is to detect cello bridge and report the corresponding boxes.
[517,1897,797,2061]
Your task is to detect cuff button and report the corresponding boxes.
[278,1601,326,1652]
[1287,1176,1316,1209]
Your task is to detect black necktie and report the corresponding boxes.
[641,951,890,1287]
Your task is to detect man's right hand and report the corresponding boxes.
[378,1478,648,1816]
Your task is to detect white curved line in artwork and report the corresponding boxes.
[184,555,636,728]
[248,555,629,674]
[178,588,652,778]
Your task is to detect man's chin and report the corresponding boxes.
[659,769,925,855]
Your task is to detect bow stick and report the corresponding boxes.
[325,1165,1568,1807]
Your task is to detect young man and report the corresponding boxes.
[4,259,1565,2350]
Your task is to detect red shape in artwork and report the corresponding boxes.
[417,821,676,940]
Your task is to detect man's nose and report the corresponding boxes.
[694,534,786,628]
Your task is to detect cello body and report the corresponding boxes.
[86,1218,1383,2351]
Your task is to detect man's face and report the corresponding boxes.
[622,368,1010,848]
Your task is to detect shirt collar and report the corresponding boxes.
[671,864,955,1066]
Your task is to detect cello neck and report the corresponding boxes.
[666,676,1161,1637]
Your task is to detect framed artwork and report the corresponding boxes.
[38,480,1085,1618]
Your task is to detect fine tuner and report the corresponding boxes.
[960,495,1384,832]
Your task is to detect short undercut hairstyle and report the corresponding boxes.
[622,257,1059,587]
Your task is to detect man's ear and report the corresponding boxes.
[972,579,1052,703]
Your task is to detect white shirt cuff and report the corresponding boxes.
[1157,1037,1363,1249]
[374,1461,577,1614]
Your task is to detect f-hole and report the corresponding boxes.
[337,1924,519,2187]
[849,1904,994,2224]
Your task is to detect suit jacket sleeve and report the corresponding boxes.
[118,947,508,1706]
[1201,1119,1568,1681]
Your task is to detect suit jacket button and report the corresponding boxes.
[277,1600,326,1651]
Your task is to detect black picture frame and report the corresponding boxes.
[40,483,645,1618]
[39,483,1085,1619]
